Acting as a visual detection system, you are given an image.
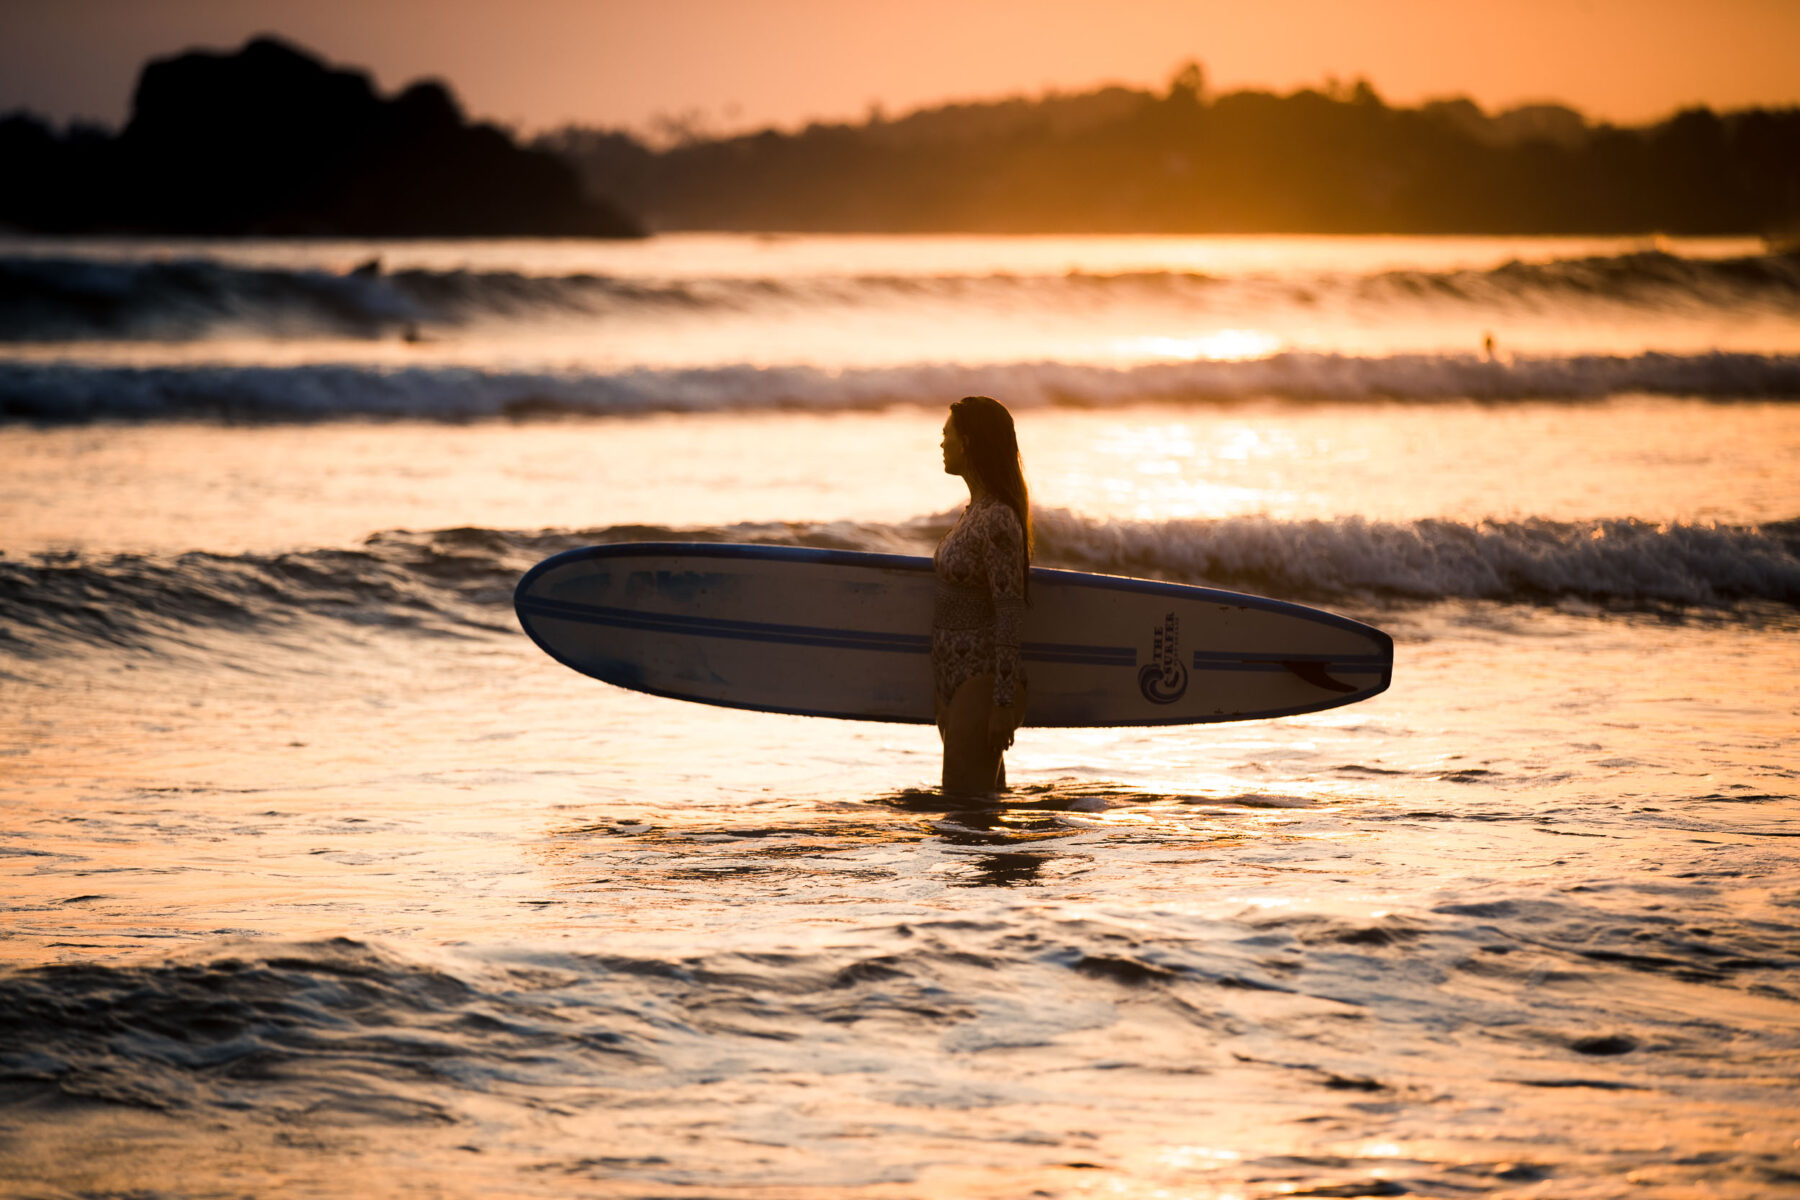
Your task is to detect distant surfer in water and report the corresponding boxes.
[934,396,1031,796]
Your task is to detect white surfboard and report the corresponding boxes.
[515,543,1391,726]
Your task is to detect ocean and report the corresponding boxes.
[2,232,1797,1198]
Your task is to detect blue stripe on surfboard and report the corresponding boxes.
[520,597,1376,676]
[1192,650,1389,667]
[521,596,928,648]
[519,598,928,654]
[1024,644,1135,666]
[1188,661,1387,674]
[519,597,1134,663]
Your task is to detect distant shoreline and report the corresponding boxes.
[543,71,1800,239]
[7,42,1796,240]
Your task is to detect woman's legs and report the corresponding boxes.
[937,674,1026,797]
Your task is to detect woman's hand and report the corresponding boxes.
[987,704,1020,750]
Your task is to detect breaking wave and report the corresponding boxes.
[1363,248,1800,308]
[1029,510,1800,608]
[3,248,1797,341]
[4,514,1795,660]
[5,351,1800,422]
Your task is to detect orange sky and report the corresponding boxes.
[4,0,1799,136]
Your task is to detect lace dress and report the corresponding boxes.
[931,495,1026,709]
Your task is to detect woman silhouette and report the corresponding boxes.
[933,396,1031,795]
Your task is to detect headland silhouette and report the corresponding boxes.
[0,36,643,238]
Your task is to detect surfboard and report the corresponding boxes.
[514,543,1392,727]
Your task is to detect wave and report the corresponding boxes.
[1362,248,1800,309]
[0,256,423,341]
[0,257,813,342]
[3,895,1793,1118]
[0,527,536,658]
[4,249,1797,341]
[5,351,1800,423]
[5,515,1795,660]
[1031,510,1800,608]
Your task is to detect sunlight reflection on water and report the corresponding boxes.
[1116,329,1284,361]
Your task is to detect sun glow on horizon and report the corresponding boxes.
[5,1,1799,136]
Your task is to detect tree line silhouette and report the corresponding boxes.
[0,37,642,237]
[543,64,1800,236]
[5,46,1795,239]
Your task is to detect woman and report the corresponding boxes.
[933,395,1031,796]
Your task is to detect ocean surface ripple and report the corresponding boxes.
[4,873,1797,1193]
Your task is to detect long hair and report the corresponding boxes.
[950,395,1032,598]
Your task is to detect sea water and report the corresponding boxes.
[1,234,1797,1198]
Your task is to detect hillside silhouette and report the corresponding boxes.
[543,65,1800,235]
[0,37,643,237]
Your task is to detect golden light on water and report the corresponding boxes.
[1114,329,1283,361]
[1157,1145,1244,1168]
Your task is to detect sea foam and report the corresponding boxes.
[5,351,1800,423]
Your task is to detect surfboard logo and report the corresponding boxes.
[1138,612,1188,704]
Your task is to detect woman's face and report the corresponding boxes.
[941,413,967,476]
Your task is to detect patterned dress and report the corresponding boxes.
[931,495,1027,709]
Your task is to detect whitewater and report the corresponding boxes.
[2,233,1797,1199]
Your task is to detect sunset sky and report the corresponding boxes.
[4,0,1799,137]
